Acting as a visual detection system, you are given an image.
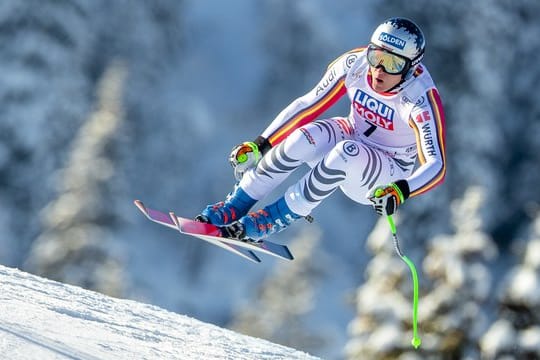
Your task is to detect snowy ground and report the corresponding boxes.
[0,265,319,360]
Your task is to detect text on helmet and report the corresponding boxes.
[378,32,406,50]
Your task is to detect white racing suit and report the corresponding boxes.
[240,47,446,216]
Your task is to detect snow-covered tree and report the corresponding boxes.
[481,215,540,358]
[0,1,96,265]
[25,62,128,297]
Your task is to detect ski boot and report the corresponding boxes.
[221,196,301,241]
[196,185,257,226]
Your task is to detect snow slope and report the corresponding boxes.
[0,265,318,360]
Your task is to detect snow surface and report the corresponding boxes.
[0,265,319,360]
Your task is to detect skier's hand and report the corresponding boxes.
[367,180,410,216]
[229,142,262,181]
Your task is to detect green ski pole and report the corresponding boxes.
[386,214,422,349]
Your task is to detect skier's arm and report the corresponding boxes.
[367,88,445,215]
[254,48,364,152]
[405,88,447,197]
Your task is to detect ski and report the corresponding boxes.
[170,213,294,261]
[134,200,261,263]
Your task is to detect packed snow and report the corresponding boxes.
[0,265,318,360]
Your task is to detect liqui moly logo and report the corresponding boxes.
[378,32,406,49]
[353,90,395,130]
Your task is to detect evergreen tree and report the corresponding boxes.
[25,62,127,297]
[481,216,540,357]
[0,1,95,265]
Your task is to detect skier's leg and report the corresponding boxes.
[241,117,355,200]
[200,118,353,225]
[233,140,406,240]
[286,140,406,216]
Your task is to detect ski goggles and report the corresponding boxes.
[366,44,410,75]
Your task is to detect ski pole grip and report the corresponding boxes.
[374,188,385,198]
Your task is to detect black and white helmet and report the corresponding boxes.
[370,17,425,66]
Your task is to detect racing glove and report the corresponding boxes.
[229,142,262,181]
[229,136,272,181]
[367,180,410,216]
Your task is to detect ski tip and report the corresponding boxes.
[134,200,147,214]
[285,248,294,261]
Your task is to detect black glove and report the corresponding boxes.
[367,179,410,216]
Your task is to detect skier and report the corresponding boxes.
[197,17,446,241]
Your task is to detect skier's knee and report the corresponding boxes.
[283,127,317,157]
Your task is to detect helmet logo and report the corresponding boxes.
[378,32,406,50]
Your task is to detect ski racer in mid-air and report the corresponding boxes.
[196,17,446,242]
